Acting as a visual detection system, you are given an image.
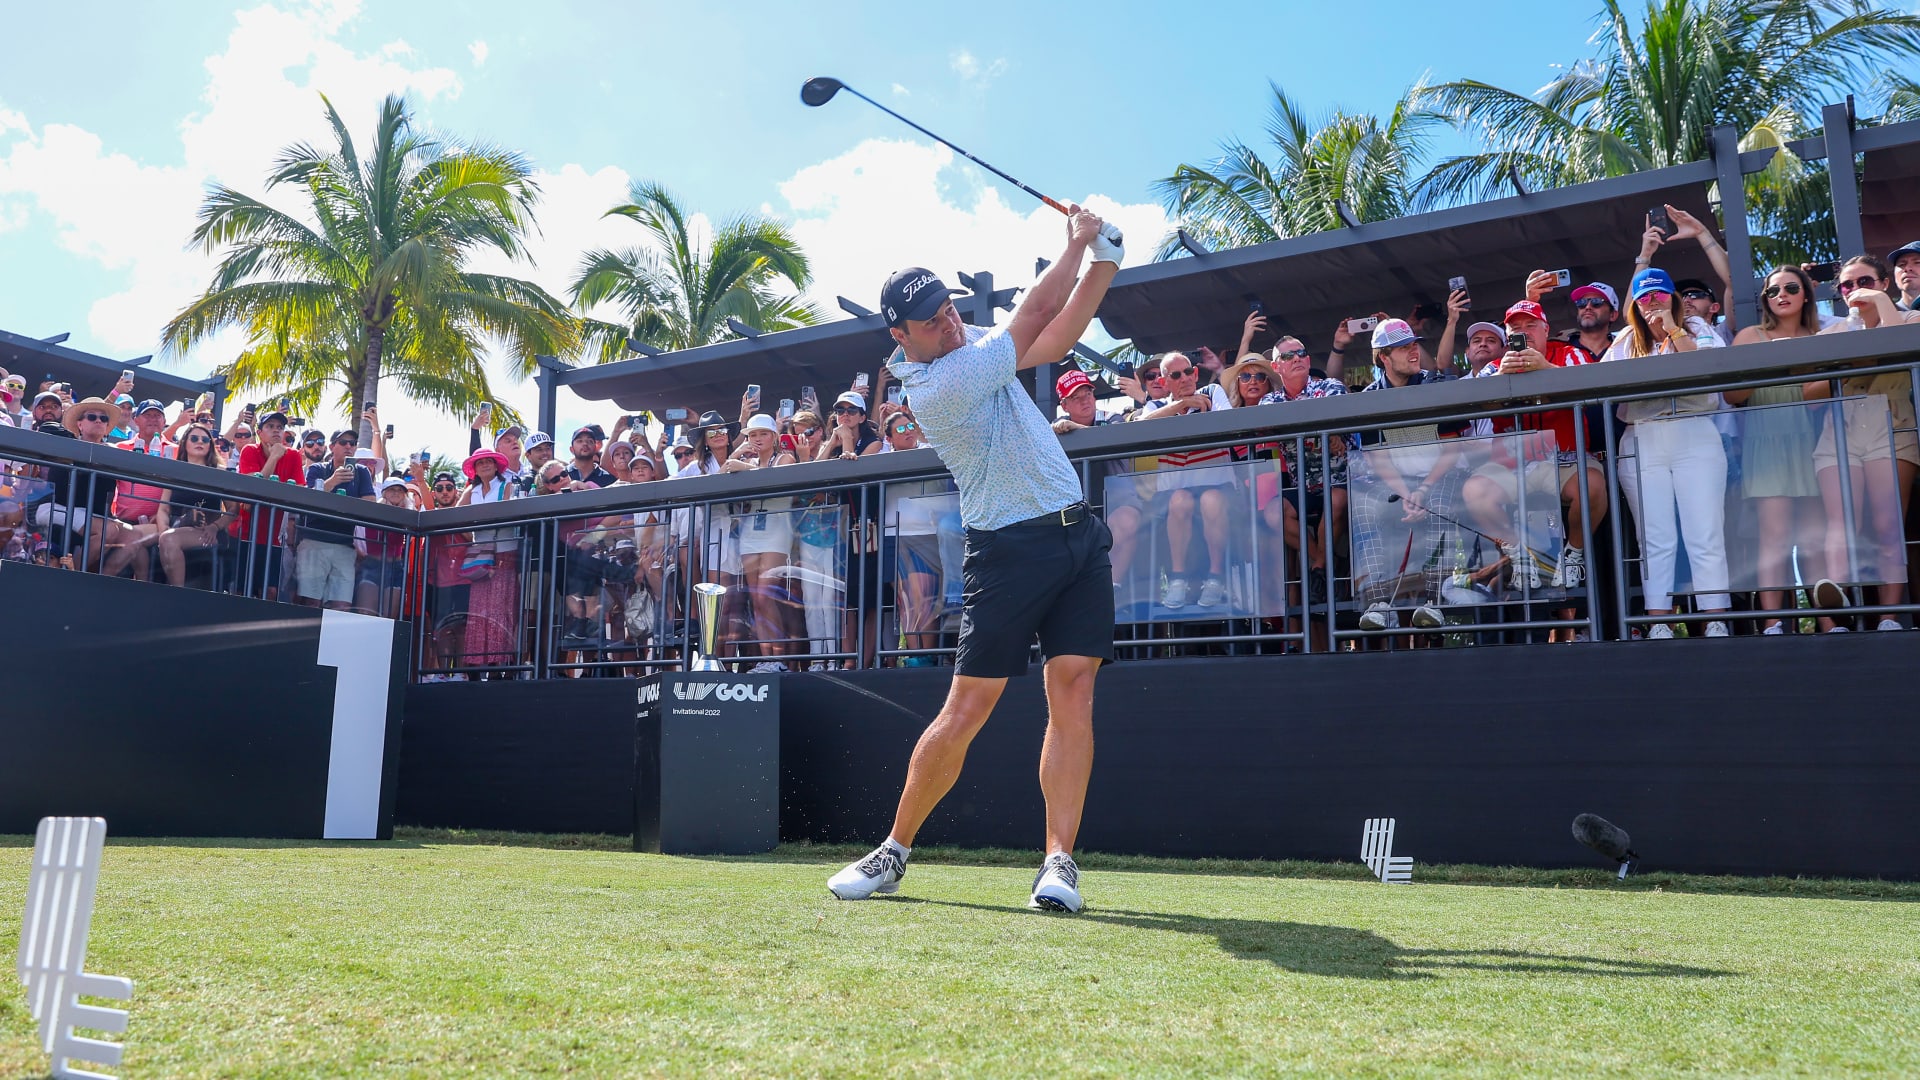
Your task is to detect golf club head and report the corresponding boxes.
[800,77,845,107]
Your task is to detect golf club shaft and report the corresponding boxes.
[836,84,1070,216]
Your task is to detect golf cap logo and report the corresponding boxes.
[902,273,938,301]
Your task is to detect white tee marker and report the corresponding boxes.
[1361,817,1414,884]
[17,817,133,1080]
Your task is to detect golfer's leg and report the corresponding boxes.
[887,673,1008,846]
[1039,654,1099,854]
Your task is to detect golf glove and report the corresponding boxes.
[1090,221,1125,267]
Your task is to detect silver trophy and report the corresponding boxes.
[690,582,728,671]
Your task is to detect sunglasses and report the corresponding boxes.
[1573,297,1612,309]
[832,404,862,414]
[1636,290,1672,305]
[799,427,819,438]
[1763,282,1803,299]
[433,484,457,492]
[1680,289,1714,301]
[1236,371,1271,383]
[891,422,918,434]
[333,438,358,447]
[672,449,695,458]
[1162,366,1196,378]
[233,430,253,438]
[1141,371,1164,383]
[1272,348,1308,360]
[544,474,569,485]
[1837,275,1879,293]
[79,412,112,424]
[185,435,212,444]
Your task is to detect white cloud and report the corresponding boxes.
[949,49,1007,86]
[468,39,489,67]
[776,138,1166,346]
[890,83,910,97]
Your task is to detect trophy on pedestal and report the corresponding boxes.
[690,582,727,671]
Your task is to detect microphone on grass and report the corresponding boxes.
[1572,813,1640,879]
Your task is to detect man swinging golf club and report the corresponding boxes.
[827,207,1122,912]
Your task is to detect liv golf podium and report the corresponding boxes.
[633,672,780,855]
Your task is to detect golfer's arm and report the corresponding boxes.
[1010,240,1091,358]
[1019,262,1118,372]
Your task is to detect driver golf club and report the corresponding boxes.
[800,76,1119,243]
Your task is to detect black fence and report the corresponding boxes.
[4,324,1917,681]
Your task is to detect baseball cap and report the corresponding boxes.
[524,430,553,450]
[1503,300,1548,325]
[494,423,525,444]
[258,410,290,426]
[1370,318,1418,349]
[1466,321,1507,342]
[1673,277,1717,300]
[378,477,410,494]
[880,267,959,327]
[834,391,868,412]
[744,413,778,434]
[669,436,694,453]
[1056,370,1094,398]
[32,390,62,407]
[431,471,458,486]
[1569,282,1619,308]
[302,429,326,443]
[1887,240,1920,264]
[571,423,606,441]
[133,398,165,416]
[1629,267,1677,300]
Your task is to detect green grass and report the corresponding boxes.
[2,830,1917,1078]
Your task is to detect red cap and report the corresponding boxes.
[1503,300,1547,325]
[1055,370,1093,398]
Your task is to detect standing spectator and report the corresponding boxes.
[148,424,230,588]
[1130,353,1212,421]
[1348,320,1464,631]
[457,448,519,670]
[1220,354,1278,409]
[0,372,25,427]
[816,394,881,460]
[666,436,697,477]
[566,425,616,488]
[421,472,471,678]
[1803,254,1919,630]
[728,413,800,671]
[1888,240,1920,310]
[229,409,305,599]
[1565,283,1621,360]
[1633,204,1737,341]
[604,440,639,483]
[1604,268,1731,639]
[1259,339,1350,608]
[104,399,177,579]
[514,431,556,495]
[353,478,413,616]
[1727,266,1825,633]
[297,429,375,611]
[879,411,924,451]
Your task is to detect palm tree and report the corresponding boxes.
[1414,0,1920,261]
[163,92,577,443]
[1152,84,1439,259]
[569,181,823,361]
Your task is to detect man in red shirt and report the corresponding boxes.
[1461,300,1610,591]
[228,410,306,599]
[105,399,176,579]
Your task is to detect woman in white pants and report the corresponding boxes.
[1605,268,1730,638]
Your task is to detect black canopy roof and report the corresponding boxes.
[0,328,221,409]
[1094,159,1725,359]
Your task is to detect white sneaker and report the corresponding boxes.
[1762,623,1785,635]
[1704,621,1729,637]
[1160,577,1191,608]
[1646,623,1674,640]
[1029,852,1083,913]
[1826,625,1851,633]
[1410,602,1445,629]
[1195,576,1227,608]
[1551,544,1585,589]
[827,842,907,900]
[1504,542,1541,589]
[1358,601,1396,630]
[1878,618,1904,632]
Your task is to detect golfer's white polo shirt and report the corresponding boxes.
[888,325,1083,531]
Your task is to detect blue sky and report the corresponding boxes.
[0,0,1604,446]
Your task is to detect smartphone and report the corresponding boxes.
[1648,205,1674,238]
[244,402,258,415]
[1507,331,1528,352]
[778,398,795,420]
[1805,261,1840,283]
[384,424,395,439]
[635,410,653,428]
[1346,317,1379,335]
[1448,276,1469,305]
[853,372,870,391]
[1248,298,1266,315]
[886,386,903,407]
[1552,269,1573,288]
[279,397,292,411]
[746,384,762,410]
[664,407,689,424]
[121,369,136,382]
[779,434,798,453]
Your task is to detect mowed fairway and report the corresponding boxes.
[2,832,1917,1078]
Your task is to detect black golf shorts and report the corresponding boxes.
[955,510,1114,678]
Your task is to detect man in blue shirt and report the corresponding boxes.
[828,207,1121,913]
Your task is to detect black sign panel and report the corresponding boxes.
[634,672,780,855]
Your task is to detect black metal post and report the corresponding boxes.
[1711,123,1761,331]
[534,354,562,440]
[1823,102,1866,262]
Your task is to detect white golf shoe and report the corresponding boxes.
[1029,852,1083,913]
[827,842,907,900]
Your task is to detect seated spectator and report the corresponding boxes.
[1259,339,1350,607]
[603,440,638,483]
[1053,370,1142,593]
[1727,265,1825,633]
[879,411,924,452]
[1634,204,1736,342]
[41,397,133,572]
[786,409,824,465]
[1603,268,1730,639]
[516,431,555,494]
[1220,355,1277,409]
[816,394,880,460]
[1130,352,1212,420]
[104,399,177,579]
[666,435,697,476]
[1889,240,1920,310]
[146,424,231,587]
[229,409,306,601]
[353,477,412,616]
[1348,320,1465,631]
[1460,300,1607,591]
[0,371,22,427]
[1566,282,1620,361]
[1803,253,1919,630]
[28,390,64,429]
[297,429,376,611]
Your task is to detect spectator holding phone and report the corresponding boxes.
[1604,268,1731,639]
[1631,204,1736,342]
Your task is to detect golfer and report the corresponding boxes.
[828,207,1122,912]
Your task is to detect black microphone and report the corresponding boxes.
[1572,813,1639,878]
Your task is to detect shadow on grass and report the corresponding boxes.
[917,899,1737,981]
